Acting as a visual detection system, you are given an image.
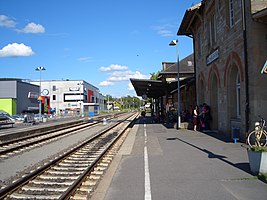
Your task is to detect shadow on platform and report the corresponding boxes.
[135,116,244,145]
[166,137,251,175]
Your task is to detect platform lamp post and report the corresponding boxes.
[77,82,83,116]
[107,95,110,113]
[169,39,181,129]
[35,66,46,119]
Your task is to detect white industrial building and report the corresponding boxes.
[31,79,105,116]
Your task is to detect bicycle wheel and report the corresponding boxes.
[247,130,267,147]
[262,130,267,146]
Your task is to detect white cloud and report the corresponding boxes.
[99,63,149,91]
[151,24,174,37]
[78,57,91,61]
[108,71,131,81]
[0,16,45,35]
[0,15,16,28]
[129,71,150,79]
[78,57,94,62]
[108,70,149,82]
[99,81,114,86]
[128,82,134,91]
[99,64,128,72]
[0,43,34,57]
[19,22,45,33]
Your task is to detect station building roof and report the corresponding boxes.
[131,53,195,99]
[177,2,202,36]
[253,7,267,24]
[130,76,194,99]
[160,54,194,75]
[130,79,176,98]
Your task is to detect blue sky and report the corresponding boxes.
[0,0,194,97]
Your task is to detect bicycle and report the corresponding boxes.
[247,116,267,147]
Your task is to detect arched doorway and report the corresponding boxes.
[210,73,219,130]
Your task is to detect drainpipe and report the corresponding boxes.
[242,0,250,137]
[186,34,196,105]
[192,36,197,105]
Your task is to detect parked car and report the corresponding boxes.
[12,115,24,122]
[6,115,16,122]
[0,114,15,127]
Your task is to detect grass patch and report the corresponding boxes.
[222,177,258,181]
[251,146,267,152]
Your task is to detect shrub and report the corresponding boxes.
[251,146,267,152]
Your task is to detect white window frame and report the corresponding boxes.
[213,14,217,44]
[236,73,241,118]
[229,0,234,27]
[209,18,213,47]
[209,14,217,48]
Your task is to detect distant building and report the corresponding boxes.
[0,78,39,115]
[159,54,196,114]
[131,54,195,125]
[30,79,104,116]
[178,0,267,140]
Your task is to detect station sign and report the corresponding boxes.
[206,48,219,65]
[69,87,80,91]
[28,92,38,99]
[261,60,267,74]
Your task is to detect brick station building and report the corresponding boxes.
[178,0,267,141]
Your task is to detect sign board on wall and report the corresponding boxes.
[28,92,38,99]
[69,87,80,91]
[261,60,267,74]
[206,48,219,65]
[64,94,81,101]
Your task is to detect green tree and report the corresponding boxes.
[105,94,142,111]
[150,71,161,80]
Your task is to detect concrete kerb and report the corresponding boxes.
[91,120,139,200]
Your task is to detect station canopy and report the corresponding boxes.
[130,54,195,99]
[130,78,178,99]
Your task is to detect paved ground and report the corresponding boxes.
[92,116,267,200]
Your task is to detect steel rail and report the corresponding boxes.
[60,113,138,199]
[0,113,123,156]
[0,120,86,146]
[0,112,137,199]
[0,112,124,142]
[0,113,116,145]
[0,121,99,156]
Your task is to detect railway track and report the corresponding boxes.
[0,112,138,199]
[0,113,122,159]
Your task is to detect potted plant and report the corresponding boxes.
[247,118,267,175]
[247,146,267,175]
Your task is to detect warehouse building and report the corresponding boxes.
[0,78,39,115]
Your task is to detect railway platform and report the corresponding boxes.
[92,116,267,200]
